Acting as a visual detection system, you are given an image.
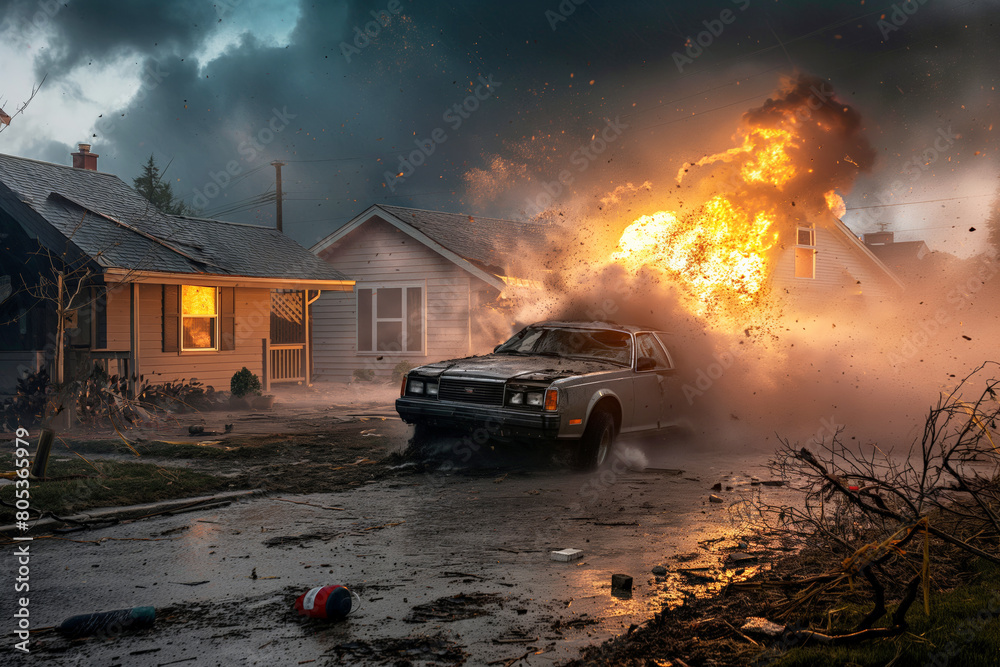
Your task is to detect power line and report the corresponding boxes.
[891,224,988,232]
[200,195,271,217]
[283,154,396,163]
[845,194,994,211]
[638,92,772,131]
[203,193,276,218]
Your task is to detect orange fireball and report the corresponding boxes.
[611,74,871,322]
[613,195,777,314]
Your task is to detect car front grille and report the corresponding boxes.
[438,378,505,406]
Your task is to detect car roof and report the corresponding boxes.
[530,320,654,334]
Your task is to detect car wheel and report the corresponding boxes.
[408,423,441,458]
[575,410,615,471]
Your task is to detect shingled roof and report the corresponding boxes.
[0,152,349,283]
[376,205,547,275]
[311,204,548,287]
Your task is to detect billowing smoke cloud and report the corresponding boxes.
[485,70,1000,457]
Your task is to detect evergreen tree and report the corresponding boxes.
[132,154,192,215]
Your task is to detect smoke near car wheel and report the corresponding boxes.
[406,423,446,459]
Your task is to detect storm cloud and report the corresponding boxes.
[2,0,997,252]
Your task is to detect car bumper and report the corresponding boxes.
[395,398,564,440]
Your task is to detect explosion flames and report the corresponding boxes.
[611,74,875,320]
[612,198,777,314]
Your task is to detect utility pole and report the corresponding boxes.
[271,160,286,233]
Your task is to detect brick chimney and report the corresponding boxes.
[71,143,98,170]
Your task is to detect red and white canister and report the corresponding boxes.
[294,585,353,620]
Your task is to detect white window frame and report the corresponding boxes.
[356,282,426,355]
[794,225,817,279]
[181,285,220,352]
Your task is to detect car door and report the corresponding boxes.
[632,332,677,431]
[652,332,684,425]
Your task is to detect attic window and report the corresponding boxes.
[182,285,218,350]
[795,225,816,279]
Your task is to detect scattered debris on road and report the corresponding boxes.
[405,592,504,623]
[611,574,634,593]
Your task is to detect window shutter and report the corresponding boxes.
[406,287,423,352]
[219,287,236,351]
[357,288,372,351]
[162,285,179,352]
[94,287,107,350]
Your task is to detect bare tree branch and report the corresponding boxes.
[0,73,47,133]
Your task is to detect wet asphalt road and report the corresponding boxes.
[4,425,799,666]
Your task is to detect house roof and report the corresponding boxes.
[376,205,548,275]
[311,204,548,288]
[830,216,906,289]
[866,240,930,267]
[0,152,351,285]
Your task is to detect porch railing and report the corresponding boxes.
[89,350,134,398]
[264,342,306,387]
[89,351,130,380]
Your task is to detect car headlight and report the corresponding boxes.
[426,382,439,397]
[408,379,425,395]
[508,391,524,405]
[525,392,544,407]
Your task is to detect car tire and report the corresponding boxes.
[408,423,441,458]
[575,410,616,471]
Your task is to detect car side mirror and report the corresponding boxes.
[636,356,656,372]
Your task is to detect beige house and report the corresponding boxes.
[0,147,353,394]
[309,205,547,382]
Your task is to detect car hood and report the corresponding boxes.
[411,354,622,382]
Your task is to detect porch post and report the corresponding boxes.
[129,282,139,398]
[262,338,270,392]
[303,290,311,386]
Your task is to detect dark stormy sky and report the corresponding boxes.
[1,0,997,255]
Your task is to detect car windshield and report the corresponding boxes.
[496,327,632,366]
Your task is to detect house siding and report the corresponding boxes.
[102,284,131,352]
[771,222,899,305]
[134,283,270,390]
[312,217,484,382]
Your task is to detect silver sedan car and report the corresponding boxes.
[396,321,681,469]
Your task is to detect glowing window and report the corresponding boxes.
[182,285,218,350]
[795,226,816,279]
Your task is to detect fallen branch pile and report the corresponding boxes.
[743,362,1000,644]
